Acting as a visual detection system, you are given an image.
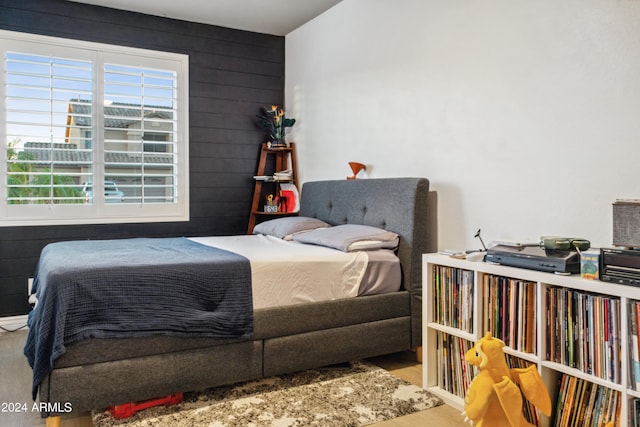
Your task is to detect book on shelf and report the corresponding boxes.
[568,378,584,426]
[566,288,573,369]
[585,294,593,375]
[604,298,610,380]
[525,283,535,353]
[632,301,640,391]
[583,380,598,427]
[573,380,591,425]
[582,382,596,426]
[560,372,577,427]
[553,374,568,427]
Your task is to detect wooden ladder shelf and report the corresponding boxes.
[247,142,298,234]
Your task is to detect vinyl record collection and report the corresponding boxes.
[435,331,476,399]
[552,374,620,427]
[431,265,474,333]
[545,286,621,383]
[482,275,537,354]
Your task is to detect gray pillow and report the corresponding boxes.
[253,216,330,240]
[292,224,399,252]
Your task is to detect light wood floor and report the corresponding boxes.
[0,330,466,427]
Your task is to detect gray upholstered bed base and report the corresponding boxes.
[38,178,437,416]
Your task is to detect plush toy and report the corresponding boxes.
[463,332,551,427]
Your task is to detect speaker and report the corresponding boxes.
[613,200,640,248]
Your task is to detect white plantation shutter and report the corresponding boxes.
[103,64,178,204]
[5,52,93,204]
[0,30,189,226]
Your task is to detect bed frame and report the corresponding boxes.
[37,177,437,423]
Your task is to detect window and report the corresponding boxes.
[0,30,189,226]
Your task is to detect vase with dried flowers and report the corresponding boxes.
[256,105,296,147]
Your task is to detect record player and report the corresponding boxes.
[485,244,581,274]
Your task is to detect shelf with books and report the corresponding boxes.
[423,253,640,427]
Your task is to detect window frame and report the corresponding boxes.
[0,30,190,227]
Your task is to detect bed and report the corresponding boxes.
[25,177,437,420]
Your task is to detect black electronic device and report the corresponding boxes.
[485,245,580,274]
[600,247,640,287]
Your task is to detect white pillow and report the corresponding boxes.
[253,216,330,240]
[292,224,399,252]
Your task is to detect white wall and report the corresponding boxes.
[285,0,640,251]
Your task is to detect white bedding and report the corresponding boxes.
[189,234,371,309]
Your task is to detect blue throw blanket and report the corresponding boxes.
[24,237,253,400]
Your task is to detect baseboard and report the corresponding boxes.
[0,314,28,333]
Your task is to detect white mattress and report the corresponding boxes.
[189,234,401,309]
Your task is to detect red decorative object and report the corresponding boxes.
[347,162,366,179]
[280,189,296,212]
[108,393,183,419]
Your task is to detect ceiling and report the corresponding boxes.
[67,0,342,36]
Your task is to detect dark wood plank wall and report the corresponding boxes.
[0,0,284,316]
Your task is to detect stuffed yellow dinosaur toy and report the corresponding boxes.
[463,332,551,427]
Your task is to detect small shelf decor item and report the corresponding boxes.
[347,162,366,179]
[256,105,296,147]
[264,194,279,212]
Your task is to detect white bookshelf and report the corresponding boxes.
[423,253,640,427]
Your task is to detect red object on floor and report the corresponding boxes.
[108,392,183,419]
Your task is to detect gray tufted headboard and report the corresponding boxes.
[299,177,437,347]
